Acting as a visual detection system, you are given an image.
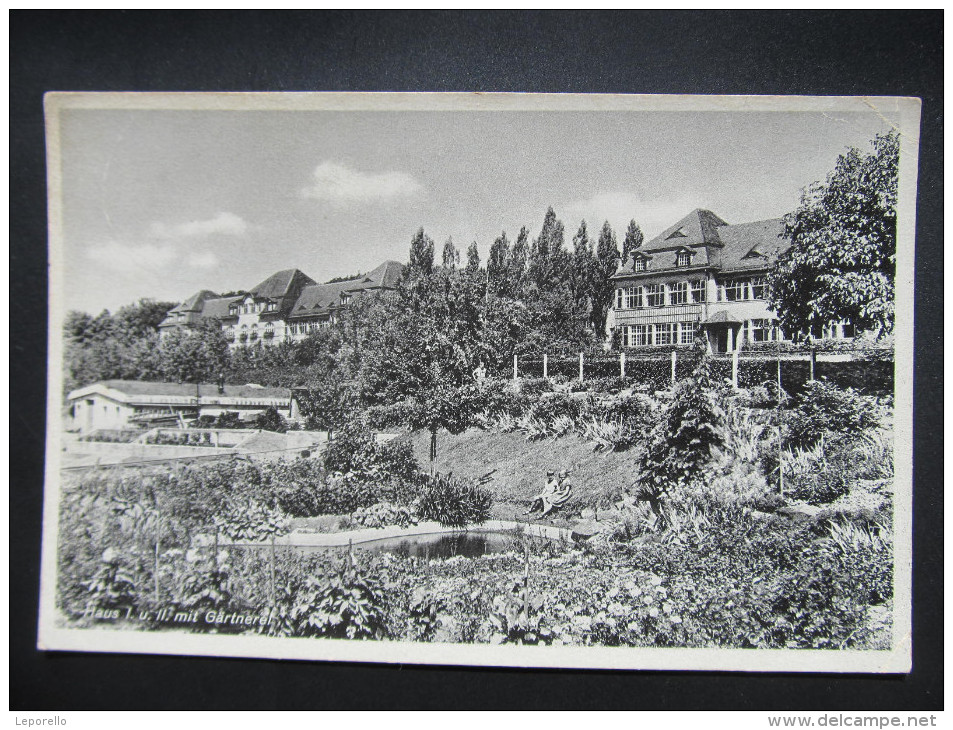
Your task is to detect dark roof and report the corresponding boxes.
[200,296,242,320]
[612,210,788,279]
[250,268,316,300]
[715,218,788,272]
[701,310,746,325]
[170,290,219,313]
[644,209,728,251]
[69,380,291,400]
[289,260,402,319]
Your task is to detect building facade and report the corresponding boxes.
[66,380,293,433]
[609,209,855,353]
[159,260,403,346]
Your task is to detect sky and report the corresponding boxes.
[57,106,896,314]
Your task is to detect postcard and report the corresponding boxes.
[39,92,919,672]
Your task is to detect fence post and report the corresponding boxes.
[543,353,548,379]
[670,350,677,387]
[620,351,626,379]
[513,354,518,381]
[809,348,817,381]
[732,350,739,388]
[578,352,584,382]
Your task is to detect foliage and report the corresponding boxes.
[288,557,388,639]
[322,423,420,483]
[415,473,493,527]
[159,318,230,386]
[83,547,138,612]
[351,501,418,530]
[769,131,899,336]
[637,341,726,504]
[252,406,289,433]
[786,379,882,448]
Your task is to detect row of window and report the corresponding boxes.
[614,277,769,310]
[631,250,694,272]
[228,300,279,316]
[615,280,706,309]
[720,277,767,302]
[621,322,698,347]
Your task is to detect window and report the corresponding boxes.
[633,258,646,272]
[625,287,641,309]
[751,319,772,342]
[751,277,767,299]
[723,280,746,301]
[615,288,624,310]
[229,305,238,316]
[634,325,651,346]
[669,281,689,305]
[676,251,692,267]
[678,321,696,345]
[842,322,856,339]
[654,323,676,346]
[691,279,706,303]
[645,284,665,307]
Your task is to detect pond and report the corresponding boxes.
[301,531,557,559]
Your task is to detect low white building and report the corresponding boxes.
[66,380,293,434]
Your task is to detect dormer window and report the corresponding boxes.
[633,258,646,272]
[667,226,687,239]
[676,251,692,267]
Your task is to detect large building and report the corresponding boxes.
[159,260,403,346]
[609,209,855,353]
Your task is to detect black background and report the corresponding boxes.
[10,10,943,710]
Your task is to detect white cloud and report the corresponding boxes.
[301,161,423,205]
[150,211,247,239]
[186,250,218,268]
[86,240,179,274]
[562,191,705,241]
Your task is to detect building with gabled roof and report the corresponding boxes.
[610,209,855,353]
[66,380,293,433]
[159,260,403,346]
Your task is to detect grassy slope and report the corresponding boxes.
[401,428,640,522]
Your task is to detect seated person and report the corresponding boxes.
[541,470,573,516]
[525,471,558,515]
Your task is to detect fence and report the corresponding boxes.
[499,349,894,397]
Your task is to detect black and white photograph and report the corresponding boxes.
[38,92,919,672]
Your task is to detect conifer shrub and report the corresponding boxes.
[637,341,726,506]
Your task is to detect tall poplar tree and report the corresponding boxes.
[622,219,644,265]
[592,221,620,336]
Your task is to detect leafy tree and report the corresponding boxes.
[592,221,621,336]
[441,236,460,269]
[296,374,360,440]
[406,227,435,279]
[115,299,177,340]
[487,231,510,296]
[159,318,230,386]
[465,240,481,275]
[622,219,644,264]
[769,131,899,337]
[505,226,530,298]
[528,207,567,290]
[570,220,595,308]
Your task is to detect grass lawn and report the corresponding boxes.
[402,427,641,523]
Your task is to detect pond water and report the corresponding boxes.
[301,531,548,559]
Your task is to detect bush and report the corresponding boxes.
[323,423,420,483]
[288,557,388,639]
[529,392,587,423]
[252,406,288,433]
[415,473,493,527]
[786,379,882,448]
[519,377,554,396]
[352,501,418,529]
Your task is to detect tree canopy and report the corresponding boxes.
[769,131,899,337]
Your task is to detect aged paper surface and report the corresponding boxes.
[40,93,919,671]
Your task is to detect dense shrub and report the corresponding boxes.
[322,423,420,483]
[786,379,883,448]
[286,557,388,639]
[415,473,493,527]
[351,501,418,529]
[519,377,555,396]
[638,343,726,502]
[529,392,587,422]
